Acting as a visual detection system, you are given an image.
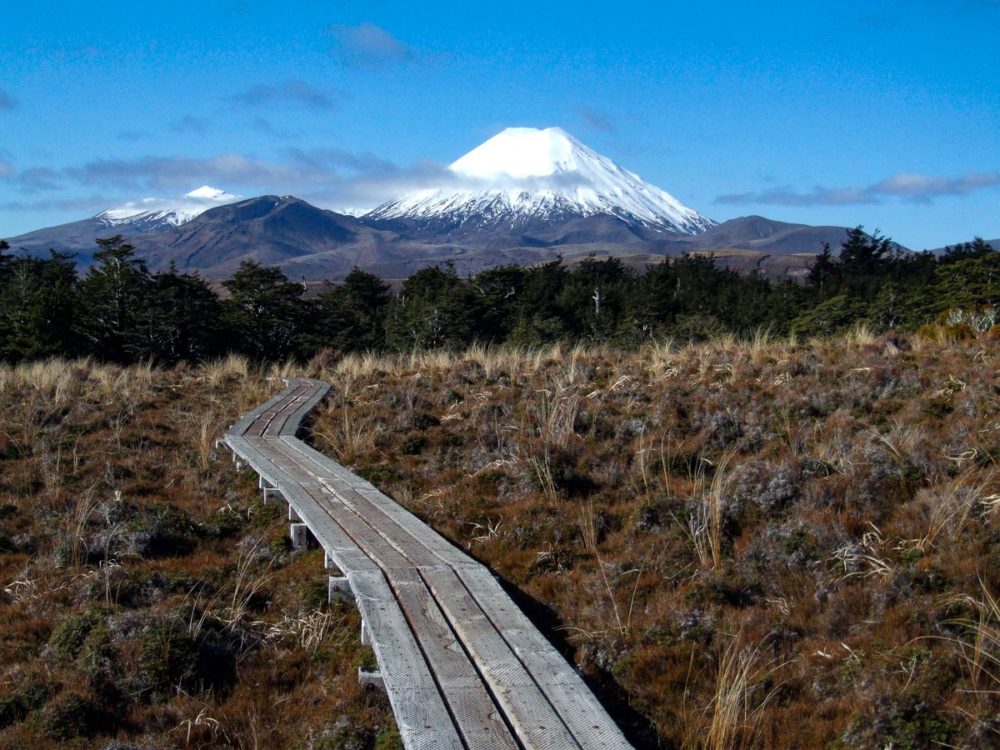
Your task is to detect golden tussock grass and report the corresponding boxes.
[2,330,999,748]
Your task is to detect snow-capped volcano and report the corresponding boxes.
[96,186,241,232]
[365,127,714,234]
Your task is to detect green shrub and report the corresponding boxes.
[126,504,199,558]
[0,678,51,729]
[41,690,112,740]
[49,608,103,660]
[135,620,200,699]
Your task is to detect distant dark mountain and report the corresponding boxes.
[5,216,161,266]
[3,129,899,281]
[3,199,877,281]
[138,196,384,278]
[651,214,890,261]
[685,215,854,255]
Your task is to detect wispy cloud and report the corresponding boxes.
[328,23,413,66]
[251,117,296,139]
[17,167,62,192]
[575,106,617,134]
[0,89,17,111]
[170,116,210,134]
[5,142,599,217]
[0,194,112,217]
[872,172,1000,201]
[230,79,337,110]
[716,171,1000,206]
[63,153,309,191]
[116,130,149,142]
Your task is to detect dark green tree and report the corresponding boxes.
[471,265,528,342]
[131,264,225,363]
[508,259,570,344]
[932,252,1000,311]
[806,243,840,295]
[221,260,311,360]
[940,237,996,264]
[838,226,896,285]
[555,256,633,341]
[314,268,391,352]
[0,250,78,361]
[385,263,481,350]
[75,236,152,362]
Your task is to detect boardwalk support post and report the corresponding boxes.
[358,667,384,691]
[360,619,370,646]
[288,504,301,522]
[290,522,308,551]
[328,576,353,604]
[263,487,282,503]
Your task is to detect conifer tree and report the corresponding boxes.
[0,250,78,361]
[385,263,481,350]
[221,260,310,360]
[314,268,391,352]
[76,236,151,362]
[132,264,224,363]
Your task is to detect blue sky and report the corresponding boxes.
[1,0,998,248]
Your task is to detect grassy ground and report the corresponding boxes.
[1,330,998,748]
[0,357,396,749]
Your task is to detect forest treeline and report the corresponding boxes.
[0,229,996,364]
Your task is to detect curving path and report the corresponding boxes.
[224,378,633,750]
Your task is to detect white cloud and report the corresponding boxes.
[717,171,1000,206]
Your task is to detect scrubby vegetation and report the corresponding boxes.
[1,232,997,364]
[0,359,396,748]
[2,329,998,748]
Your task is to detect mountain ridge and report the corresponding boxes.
[1,128,936,280]
[365,127,715,235]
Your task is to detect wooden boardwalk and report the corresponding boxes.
[224,378,633,750]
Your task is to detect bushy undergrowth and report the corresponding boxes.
[0,358,395,749]
[2,330,998,748]
[305,331,999,749]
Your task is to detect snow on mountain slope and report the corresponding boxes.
[96,186,240,232]
[365,127,714,234]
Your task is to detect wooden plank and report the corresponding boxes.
[278,436,471,566]
[277,437,474,569]
[392,580,519,749]
[229,387,292,436]
[348,570,464,750]
[269,435,603,749]
[457,569,633,749]
[266,452,520,747]
[276,378,330,437]
[251,383,314,438]
[226,378,635,750]
[423,568,582,750]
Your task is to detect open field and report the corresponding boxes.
[1,330,999,748]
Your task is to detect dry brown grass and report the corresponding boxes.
[0,358,395,749]
[307,330,1000,749]
[3,331,999,748]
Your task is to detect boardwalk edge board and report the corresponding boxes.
[224,377,634,750]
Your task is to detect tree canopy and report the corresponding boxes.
[1,227,997,364]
